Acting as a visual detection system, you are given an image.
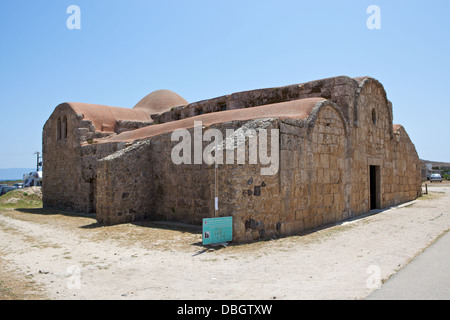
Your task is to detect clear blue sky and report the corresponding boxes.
[0,0,449,169]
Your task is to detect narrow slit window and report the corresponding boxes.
[62,116,68,139]
[57,118,61,140]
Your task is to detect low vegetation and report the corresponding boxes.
[0,188,42,210]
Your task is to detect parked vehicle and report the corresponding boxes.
[430,173,442,183]
[0,186,18,196]
[12,183,24,189]
[23,171,42,187]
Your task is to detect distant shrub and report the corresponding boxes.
[23,192,28,196]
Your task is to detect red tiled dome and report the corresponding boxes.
[133,90,188,115]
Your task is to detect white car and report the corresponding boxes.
[430,174,442,183]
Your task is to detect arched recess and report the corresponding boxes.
[306,100,349,138]
[354,77,393,136]
[304,100,350,227]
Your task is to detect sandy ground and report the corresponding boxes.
[0,183,449,300]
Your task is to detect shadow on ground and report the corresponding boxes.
[15,207,203,235]
[15,207,95,218]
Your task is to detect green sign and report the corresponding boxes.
[202,217,233,245]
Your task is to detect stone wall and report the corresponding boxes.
[221,101,351,241]
[302,103,350,230]
[43,104,89,212]
[96,140,153,224]
[95,120,275,226]
[348,78,420,215]
[350,79,392,214]
[43,103,126,213]
[148,129,215,224]
[387,126,422,205]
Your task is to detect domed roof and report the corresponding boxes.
[133,89,188,115]
[96,98,327,143]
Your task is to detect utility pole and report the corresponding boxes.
[34,152,42,172]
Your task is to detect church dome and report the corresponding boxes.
[133,89,188,115]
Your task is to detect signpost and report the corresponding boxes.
[202,140,232,246]
[202,217,233,246]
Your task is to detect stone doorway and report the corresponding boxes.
[88,178,97,214]
[370,165,380,210]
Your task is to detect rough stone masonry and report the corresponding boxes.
[42,76,422,242]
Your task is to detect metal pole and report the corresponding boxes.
[214,139,218,218]
[35,152,40,172]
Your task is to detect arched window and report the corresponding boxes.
[372,109,377,125]
[62,116,68,139]
[57,118,62,140]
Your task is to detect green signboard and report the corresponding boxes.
[202,217,233,245]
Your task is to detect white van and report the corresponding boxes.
[23,171,43,187]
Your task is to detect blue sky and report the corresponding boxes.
[0,0,449,169]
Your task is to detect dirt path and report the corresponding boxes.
[0,184,449,300]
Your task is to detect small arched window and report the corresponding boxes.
[57,118,62,140]
[62,116,68,139]
[372,109,377,125]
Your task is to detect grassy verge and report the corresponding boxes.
[417,192,445,201]
[0,189,42,210]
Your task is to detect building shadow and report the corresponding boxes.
[14,207,202,237]
[79,218,203,233]
[15,207,96,219]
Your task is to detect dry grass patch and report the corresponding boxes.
[417,192,445,201]
[0,255,46,300]
[0,187,43,210]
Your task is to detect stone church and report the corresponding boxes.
[42,76,422,242]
